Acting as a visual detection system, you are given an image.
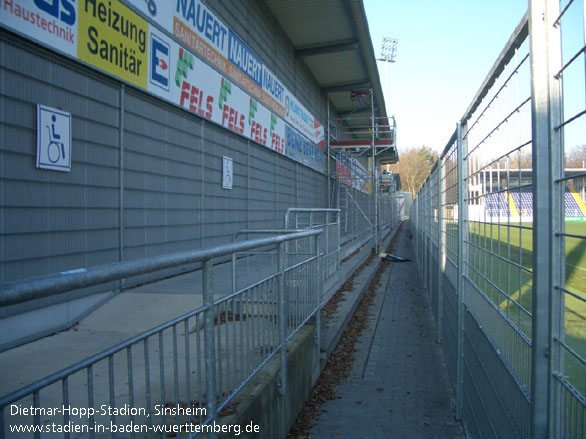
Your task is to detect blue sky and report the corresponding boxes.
[364,0,529,152]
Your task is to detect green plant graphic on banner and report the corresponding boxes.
[219,78,232,109]
[248,98,258,124]
[175,48,194,86]
[270,113,277,136]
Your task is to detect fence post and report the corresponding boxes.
[414,195,419,266]
[546,0,564,436]
[278,241,287,396]
[424,183,428,291]
[529,0,554,437]
[314,233,322,351]
[456,121,468,419]
[325,211,329,276]
[417,194,421,266]
[202,258,217,436]
[427,180,433,295]
[422,184,427,285]
[336,210,341,269]
[438,157,444,344]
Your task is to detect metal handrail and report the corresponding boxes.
[230,229,310,293]
[231,229,303,242]
[0,229,323,438]
[284,208,341,282]
[0,230,321,307]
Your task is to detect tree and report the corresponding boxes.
[566,144,586,168]
[388,146,438,198]
[508,150,532,169]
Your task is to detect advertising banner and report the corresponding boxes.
[122,0,324,147]
[1,0,78,56]
[1,0,325,174]
[78,0,148,88]
[286,125,325,173]
[146,27,289,159]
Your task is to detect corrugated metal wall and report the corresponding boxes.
[0,10,327,320]
[0,35,122,285]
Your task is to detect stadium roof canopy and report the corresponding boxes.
[264,0,394,149]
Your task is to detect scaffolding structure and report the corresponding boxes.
[326,89,399,252]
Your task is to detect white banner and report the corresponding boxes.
[123,0,324,147]
[0,0,325,173]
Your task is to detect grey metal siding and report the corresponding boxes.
[122,90,204,263]
[1,35,121,284]
[0,0,331,343]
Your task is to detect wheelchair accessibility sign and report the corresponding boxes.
[36,105,72,172]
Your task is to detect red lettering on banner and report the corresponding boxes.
[222,105,244,134]
[180,81,190,108]
[271,133,284,154]
[205,96,214,119]
[250,121,267,146]
[221,105,230,128]
[180,80,213,119]
[239,115,245,134]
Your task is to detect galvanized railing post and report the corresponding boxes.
[438,157,445,343]
[202,258,218,437]
[336,210,341,269]
[545,0,564,436]
[277,242,287,396]
[325,211,329,275]
[427,181,432,296]
[421,192,424,262]
[456,121,467,420]
[422,185,427,281]
[421,186,425,278]
[314,233,322,350]
[416,194,421,268]
[529,0,553,436]
[232,252,237,293]
[426,182,431,289]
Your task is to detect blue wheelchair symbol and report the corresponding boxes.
[46,115,65,163]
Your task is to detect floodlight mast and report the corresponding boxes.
[327,38,399,254]
[377,37,398,172]
[379,37,398,63]
[377,37,397,115]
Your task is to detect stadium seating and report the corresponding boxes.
[565,189,584,217]
[484,192,510,217]
[485,188,585,218]
[511,192,532,215]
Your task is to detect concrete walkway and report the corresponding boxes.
[309,225,467,439]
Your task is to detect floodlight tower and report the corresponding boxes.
[377,37,398,115]
[377,37,397,172]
